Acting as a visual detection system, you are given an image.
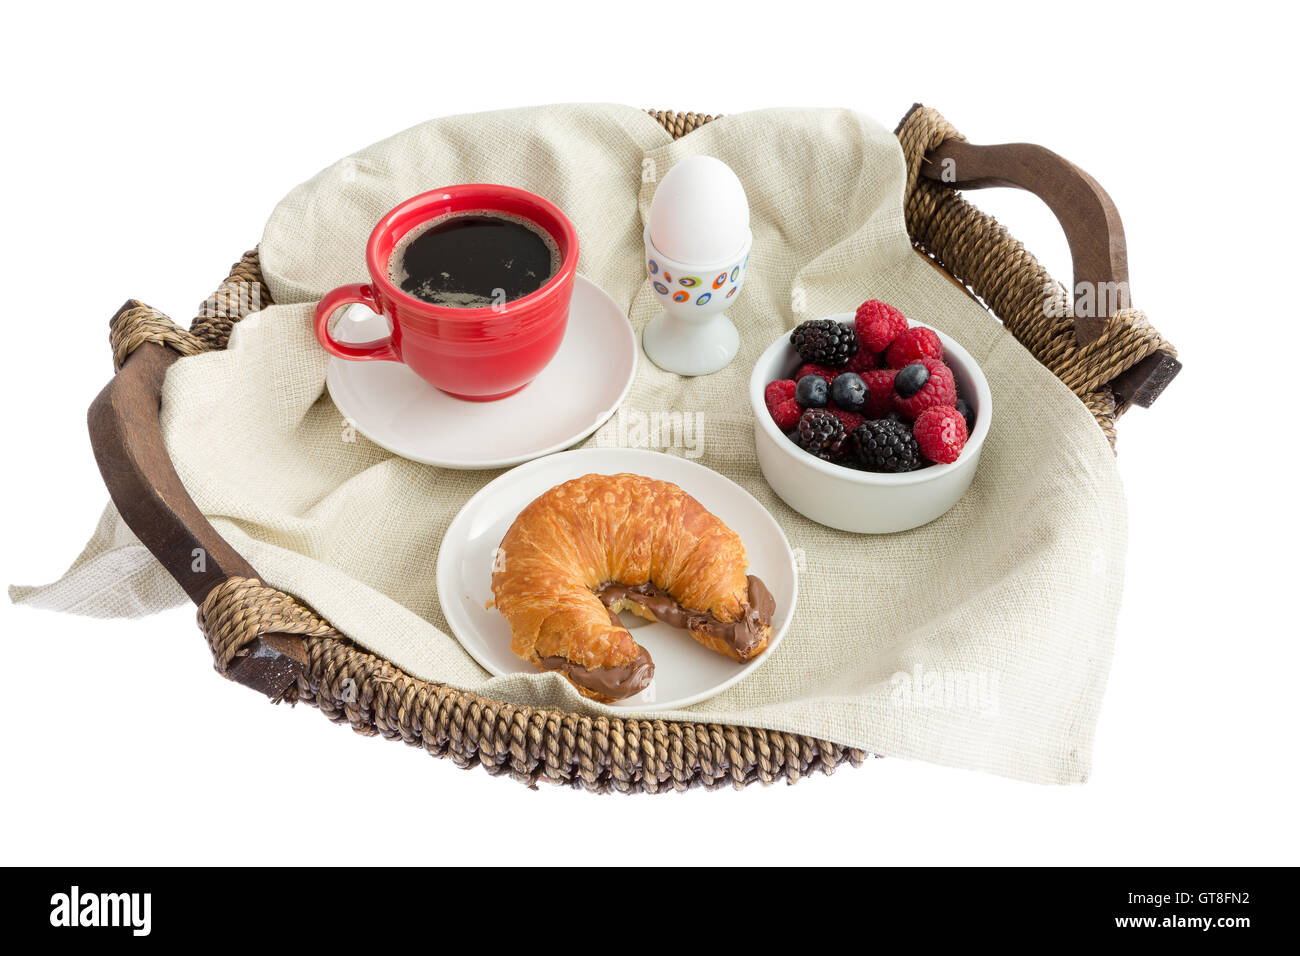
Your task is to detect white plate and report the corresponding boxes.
[325,275,636,469]
[436,448,798,710]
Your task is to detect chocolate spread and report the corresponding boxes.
[539,576,775,700]
[539,647,654,700]
[596,575,775,659]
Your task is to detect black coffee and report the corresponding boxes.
[388,211,560,308]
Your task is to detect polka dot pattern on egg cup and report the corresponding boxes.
[645,243,749,311]
[642,223,752,376]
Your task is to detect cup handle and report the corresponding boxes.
[313,283,399,361]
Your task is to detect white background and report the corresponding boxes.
[2,1,1296,866]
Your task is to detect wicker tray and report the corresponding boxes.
[92,105,1179,793]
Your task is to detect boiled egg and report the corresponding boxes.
[649,156,750,264]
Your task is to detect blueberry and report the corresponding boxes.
[786,429,801,444]
[830,372,867,412]
[894,362,930,398]
[795,374,828,408]
[955,398,975,433]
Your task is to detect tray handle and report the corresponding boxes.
[90,301,307,698]
[917,136,1180,408]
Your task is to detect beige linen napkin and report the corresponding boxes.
[13,104,1126,784]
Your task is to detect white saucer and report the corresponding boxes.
[325,275,636,469]
[436,448,798,710]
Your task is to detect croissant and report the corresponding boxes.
[490,473,775,702]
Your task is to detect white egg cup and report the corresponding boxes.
[642,225,752,376]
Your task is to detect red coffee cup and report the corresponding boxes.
[314,184,579,401]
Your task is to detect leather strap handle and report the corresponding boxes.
[920,139,1180,407]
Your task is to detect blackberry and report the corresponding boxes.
[790,319,858,368]
[795,374,828,408]
[851,419,921,472]
[796,408,847,460]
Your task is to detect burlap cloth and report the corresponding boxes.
[13,104,1126,784]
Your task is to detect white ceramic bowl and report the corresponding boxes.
[749,314,993,533]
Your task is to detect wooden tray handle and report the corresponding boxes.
[88,323,307,697]
[920,139,1180,407]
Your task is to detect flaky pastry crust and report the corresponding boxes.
[490,473,770,701]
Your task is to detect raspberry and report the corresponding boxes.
[770,398,802,431]
[824,405,865,434]
[794,363,839,385]
[854,300,909,353]
[764,379,796,412]
[893,357,957,420]
[796,408,847,460]
[845,348,878,374]
[851,419,921,472]
[885,326,943,368]
[860,369,897,418]
[913,405,968,464]
[790,319,858,368]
